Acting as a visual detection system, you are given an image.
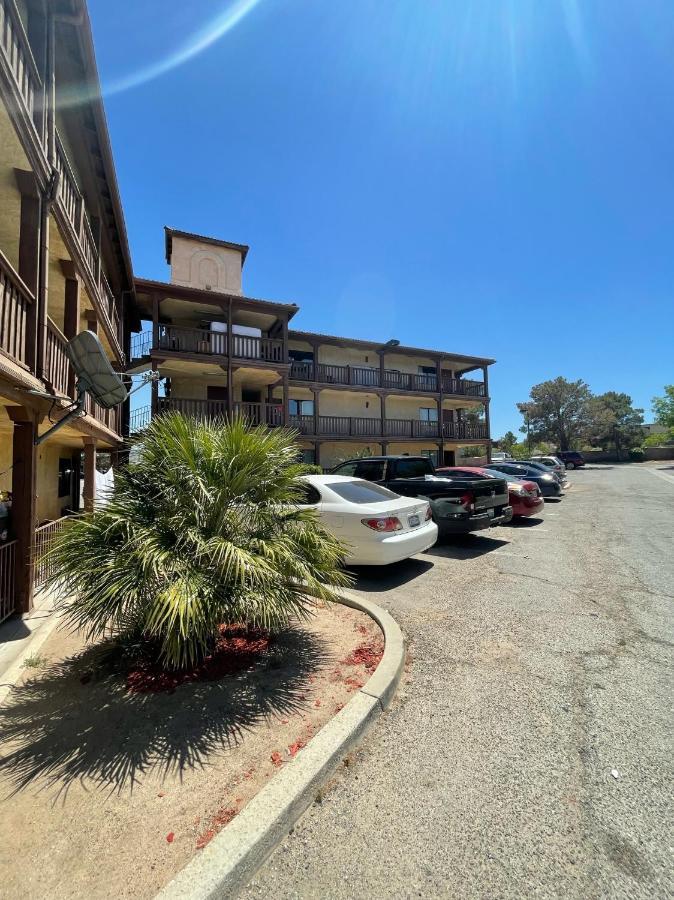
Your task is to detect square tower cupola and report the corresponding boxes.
[164,227,249,294]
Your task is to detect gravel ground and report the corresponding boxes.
[0,603,380,900]
[243,464,674,900]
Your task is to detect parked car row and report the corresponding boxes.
[297,452,573,566]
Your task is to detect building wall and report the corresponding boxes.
[318,442,383,469]
[0,99,27,273]
[170,236,243,294]
[36,442,72,522]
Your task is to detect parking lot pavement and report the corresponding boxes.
[243,465,673,900]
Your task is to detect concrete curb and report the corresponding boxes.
[0,601,62,707]
[156,592,405,900]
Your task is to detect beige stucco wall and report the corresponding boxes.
[318,346,380,369]
[0,98,29,273]
[318,442,383,469]
[36,441,72,521]
[170,235,243,294]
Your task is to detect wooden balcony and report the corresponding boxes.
[137,397,489,443]
[0,10,124,362]
[130,325,287,366]
[289,361,486,397]
[0,248,33,367]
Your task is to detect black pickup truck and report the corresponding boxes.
[330,456,512,536]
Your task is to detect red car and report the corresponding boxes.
[436,467,545,519]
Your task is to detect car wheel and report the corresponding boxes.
[567,462,575,469]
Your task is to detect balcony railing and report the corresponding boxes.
[156,325,286,364]
[45,319,69,395]
[0,0,41,126]
[144,398,489,442]
[0,248,33,366]
[53,131,123,357]
[156,397,285,427]
[290,361,486,396]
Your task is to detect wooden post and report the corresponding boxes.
[314,442,321,468]
[61,260,80,397]
[7,408,39,613]
[380,393,386,440]
[150,361,159,417]
[282,373,289,426]
[14,170,41,371]
[83,438,97,513]
[379,350,385,389]
[312,388,320,437]
[483,365,491,461]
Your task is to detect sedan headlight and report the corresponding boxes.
[541,474,555,481]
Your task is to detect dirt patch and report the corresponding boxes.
[0,602,381,899]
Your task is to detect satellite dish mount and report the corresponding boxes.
[33,330,128,446]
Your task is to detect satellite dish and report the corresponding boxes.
[31,330,128,446]
[66,330,128,409]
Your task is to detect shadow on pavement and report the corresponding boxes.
[0,625,328,798]
[544,497,563,503]
[351,558,434,592]
[503,516,546,528]
[426,534,509,560]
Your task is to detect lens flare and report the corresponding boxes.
[59,0,265,108]
[105,0,266,96]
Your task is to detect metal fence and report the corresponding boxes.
[0,539,16,624]
[34,517,69,592]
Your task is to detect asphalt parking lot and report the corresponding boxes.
[244,464,674,899]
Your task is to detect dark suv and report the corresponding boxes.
[557,451,585,469]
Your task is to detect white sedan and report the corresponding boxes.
[298,474,438,566]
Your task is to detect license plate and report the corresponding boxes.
[408,514,420,527]
[488,508,495,518]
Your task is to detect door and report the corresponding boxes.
[206,385,228,416]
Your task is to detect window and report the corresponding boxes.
[299,449,316,465]
[289,399,314,416]
[418,366,435,376]
[296,483,321,505]
[394,458,434,479]
[332,461,356,476]
[419,407,438,422]
[289,349,314,363]
[58,458,73,498]
[420,449,439,466]
[325,480,400,504]
[353,460,385,481]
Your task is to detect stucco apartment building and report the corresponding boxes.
[0,0,133,619]
[129,229,494,471]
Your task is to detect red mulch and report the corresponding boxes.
[341,638,384,673]
[195,807,238,850]
[125,626,271,694]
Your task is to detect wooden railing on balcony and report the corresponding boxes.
[84,394,121,433]
[0,248,33,366]
[0,539,17,624]
[45,319,69,396]
[157,324,286,364]
[137,397,489,443]
[54,132,80,229]
[290,361,486,397]
[0,0,41,125]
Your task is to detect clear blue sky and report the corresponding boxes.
[89,0,674,436]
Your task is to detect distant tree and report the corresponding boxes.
[652,385,674,428]
[586,392,644,453]
[517,378,592,451]
[643,429,674,447]
[498,431,518,452]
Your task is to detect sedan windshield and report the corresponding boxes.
[324,480,401,504]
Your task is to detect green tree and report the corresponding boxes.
[517,378,592,451]
[498,431,518,452]
[587,392,644,453]
[652,385,674,428]
[49,414,350,670]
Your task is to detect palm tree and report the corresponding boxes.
[49,413,350,670]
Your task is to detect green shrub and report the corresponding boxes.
[49,414,350,670]
[629,447,645,462]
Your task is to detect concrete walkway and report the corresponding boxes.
[242,465,674,899]
[0,589,56,688]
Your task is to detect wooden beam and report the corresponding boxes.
[7,407,38,613]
